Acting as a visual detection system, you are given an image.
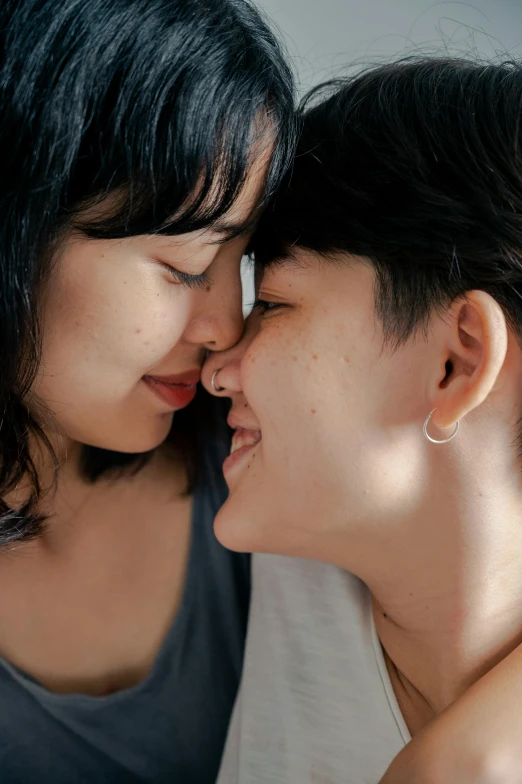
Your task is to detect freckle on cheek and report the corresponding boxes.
[312,354,318,360]
[343,356,350,363]
[311,409,316,414]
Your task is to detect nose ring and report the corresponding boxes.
[211,369,225,393]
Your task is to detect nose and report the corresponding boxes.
[183,249,245,352]
[202,313,258,397]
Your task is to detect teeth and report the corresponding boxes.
[230,429,262,455]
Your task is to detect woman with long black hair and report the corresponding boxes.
[0,1,295,781]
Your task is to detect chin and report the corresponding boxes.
[215,492,313,560]
[214,498,271,555]
[79,415,173,454]
[214,500,247,552]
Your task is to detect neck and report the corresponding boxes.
[7,437,186,554]
[339,465,522,730]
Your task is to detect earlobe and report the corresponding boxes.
[430,291,508,430]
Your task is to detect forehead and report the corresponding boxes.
[256,248,356,278]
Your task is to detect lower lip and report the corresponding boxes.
[223,442,261,477]
[143,377,198,409]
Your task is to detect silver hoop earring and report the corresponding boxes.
[423,408,459,444]
[211,369,225,393]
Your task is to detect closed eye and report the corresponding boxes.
[252,299,285,315]
[157,261,211,290]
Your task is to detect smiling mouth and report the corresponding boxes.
[231,428,262,454]
[223,427,262,476]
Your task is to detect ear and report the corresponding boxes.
[429,291,508,430]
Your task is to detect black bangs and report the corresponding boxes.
[0,0,296,545]
[46,0,296,241]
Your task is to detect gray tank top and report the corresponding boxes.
[0,410,250,784]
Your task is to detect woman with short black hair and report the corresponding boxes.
[206,58,522,783]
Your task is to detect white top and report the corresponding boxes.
[218,554,410,784]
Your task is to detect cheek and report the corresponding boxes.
[244,317,359,428]
[241,327,305,422]
[35,262,195,419]
[239,322,403,517]
[43,268,189,374]
[242,324,348,483]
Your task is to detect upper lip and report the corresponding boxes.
[144,369,201,386]
[227,410,261,433]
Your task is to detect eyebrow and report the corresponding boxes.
[254,253,306,272]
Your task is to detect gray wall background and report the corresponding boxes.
[254,0,522,91]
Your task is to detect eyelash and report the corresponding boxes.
[159,262,211,290]
[253,299,284,315]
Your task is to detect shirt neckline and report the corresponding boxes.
[368,590,412,746]
[0,489,200,708]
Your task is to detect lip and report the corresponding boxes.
[143,369,201,410]
[227,412,261,432]
[223,427,262,477]
[147,369,201,386]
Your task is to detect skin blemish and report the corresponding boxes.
[292,356,297,362]
[311,409,316,414]
[206,285,211,293]
[312,354,318,360]
[343,356,350,363]
[135,329,141,334]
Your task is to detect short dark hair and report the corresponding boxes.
[0,0,296,544]
[254,58,522,349]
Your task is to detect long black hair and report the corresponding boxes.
[0,0,296,545]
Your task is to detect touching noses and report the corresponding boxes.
[202,315,257,397]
